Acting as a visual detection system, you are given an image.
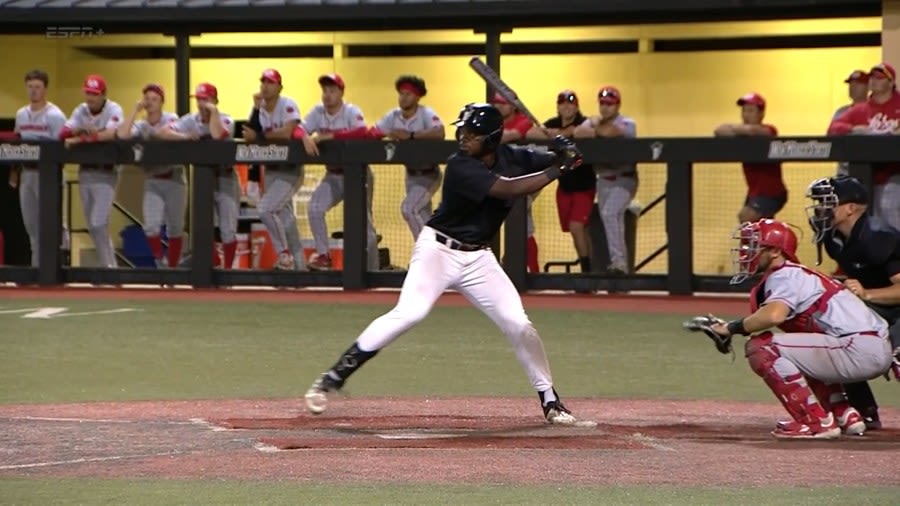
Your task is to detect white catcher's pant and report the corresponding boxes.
[355,226,556,393]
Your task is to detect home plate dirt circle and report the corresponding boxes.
[209,414,634,451]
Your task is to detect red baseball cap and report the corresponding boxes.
[557,89,578,105]
[869,62,896,82]
[82,74,107,95]
[260,69,282,84]
[318,73,345,90]
[191,82,218,100]
[598,86,621,104]
[737,92,766,109]
[843,70,868,83]
[142,83,165,100]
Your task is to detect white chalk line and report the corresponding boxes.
[0,450,181,470]
[629,432,677,452]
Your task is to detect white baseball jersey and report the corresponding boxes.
[303,102,367,133]
[251,96,301,171]
[172,112,235,174]
[131,112,182,175]
[304,102,367,172]
[15,102,67,141]
[581,114,637,177]
[374,105,443,135]
[253,96,301,132]
[64,100,124,168]
[762,264,888,337]
[375,105,444,172]
[65,100,124,135]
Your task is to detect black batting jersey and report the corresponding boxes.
[823,214,900,289]
[427,145,556,244]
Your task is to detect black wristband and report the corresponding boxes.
[544,165,562,181]
[726,319,748,336]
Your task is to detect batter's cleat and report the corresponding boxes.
[274,252,295,270]
[304,373,343,415]
[543,400,578,425]
[771,415,841,440]
[835,407,866,436]
[308,254,332,271]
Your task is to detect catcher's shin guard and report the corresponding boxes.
[745,333,828,426]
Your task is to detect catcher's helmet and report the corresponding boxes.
[452,102,503,150]
[730,219,799,285]
[805,175,869,243]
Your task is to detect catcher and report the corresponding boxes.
[684,218,893,439]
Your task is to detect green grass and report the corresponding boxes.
[0,479,898,506]
[1,298,898,505]
[0,298,897,406]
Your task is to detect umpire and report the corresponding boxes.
[807,175,900,430]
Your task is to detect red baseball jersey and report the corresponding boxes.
[829,91,900,184]
[742,124,787,197]
[503,112,532,138]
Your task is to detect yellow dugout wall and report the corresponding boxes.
[0,17,884,274]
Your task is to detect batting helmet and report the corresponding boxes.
[452,103,503,150]
[805,175,869,242]
[730,219,799,285]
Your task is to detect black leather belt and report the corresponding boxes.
[435,232,489,252]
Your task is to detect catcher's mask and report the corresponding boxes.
[730,219,799,285]
[453,102,503,154]
[805,175,869,243]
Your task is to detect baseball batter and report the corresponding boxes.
[715,93,788,224]
[305,73,379,271]
[575,86,637,275]
[158,83,239,268]
[829,62,900,231]
[117,84,186,268]
[711,218,892,439]
[241,69,306,270]
[60,74,124,269]
[304,103,589,425]
[370,75,445,239]
[14,69,66,267]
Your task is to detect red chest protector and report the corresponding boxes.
[749,262,844,334]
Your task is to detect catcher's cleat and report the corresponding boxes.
[835,407,866,436]
[772,415,841,440]
[304,373,343,415]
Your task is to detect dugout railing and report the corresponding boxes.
[0,136,891,294]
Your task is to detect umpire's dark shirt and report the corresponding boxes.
[824,214,900,289]
[427,144,556,245]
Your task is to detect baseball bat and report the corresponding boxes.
[468,57,551,137]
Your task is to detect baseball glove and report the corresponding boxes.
[683,314,734,356]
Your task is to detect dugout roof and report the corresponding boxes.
[0,0,880,34]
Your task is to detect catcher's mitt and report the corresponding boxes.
[683,314,734,356]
